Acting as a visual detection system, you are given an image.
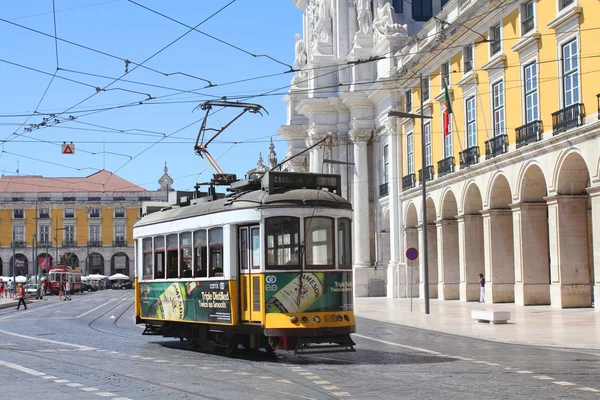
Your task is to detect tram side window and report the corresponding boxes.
[180,232,193,277]
[265,217,299,269]
[209,228,223,277]
[194,229,207,278]
[166,234,178,279]
[337,218,352,268]
[142,238,153,279]
[305,217,334,268]
[154,236,165,279]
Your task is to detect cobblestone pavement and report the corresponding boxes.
[0,290,598,399]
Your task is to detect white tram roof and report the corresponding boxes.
[134,187,351,228]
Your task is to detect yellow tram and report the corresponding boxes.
[133,171,355,354]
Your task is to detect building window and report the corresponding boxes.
[39,226,49,244]
[466,96,477,147]
[441,62,450,88]
[13,209,24,219]
[463,45,474,73]
[90,225,100,243]
[13,226,24,242]
[424,122,432,166]
[114,207,125,218]
[407,132,415,174]
[422,77,430,101]
[559,0,574,11]
[64,226,75,242]
[524,62,539,123]
[562,39,579,107]
[405,90,412,112]
[490,24,501,55]
[115,225,125,241]
[383,145,389,184]
[492,80,505,136]
[39,208,50,219]
[64,208,75,218]
[89,208,100,218]
[443,113,453,157]
[412,0,432,21]
[522,1,534,34]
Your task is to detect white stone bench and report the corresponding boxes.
[471,310,511,324]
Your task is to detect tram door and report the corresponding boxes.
[239,226,261,323]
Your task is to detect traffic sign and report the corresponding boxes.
[62,143,75,154]
[406,247,418,261]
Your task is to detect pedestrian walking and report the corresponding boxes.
[59,282,65,301]
[16,283,27,310]
[65,281,71,301]
[0,280,4,298]
[8,281,14,299]
[479,273,486,303]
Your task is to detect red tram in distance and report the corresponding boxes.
[46,266,83,295]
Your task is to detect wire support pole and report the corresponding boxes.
[420,72,430,315]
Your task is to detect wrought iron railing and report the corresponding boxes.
[87,240,103,247]
[459,146,479,169]
[113,239,127,247]
[522,16,534,34]
[437,156,455,177]
[418,166,435,183]
[11,241,26,248]
[402,174,416,191]
[485,134,508,159]
[552,103,584,135]
[379,182,389,198]
[515,120,542,148]
[37,241,51,248]
[62,240,77,247]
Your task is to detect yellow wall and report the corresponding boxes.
[0,210,11,246]
[125,208,139,245]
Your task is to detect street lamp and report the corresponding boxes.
[388,73,433,315]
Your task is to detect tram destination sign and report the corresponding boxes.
[263,171,341,195]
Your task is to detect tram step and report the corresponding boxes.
[294,335,356,355]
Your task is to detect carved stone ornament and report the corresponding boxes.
[373,0,407,45]
[355,0,373,35]
[293,33,308,81]
[350,128,373,143]
[307,0,332,55]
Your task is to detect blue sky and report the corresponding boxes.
[0,0,303,191]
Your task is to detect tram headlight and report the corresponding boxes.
[312,316,321,323]
[337,315,343,322]
[344,314,350,322]
[300,316,309,324]
[290,316,298,324]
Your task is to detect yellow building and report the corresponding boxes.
[0,169,172,278]
[395,0,599,308]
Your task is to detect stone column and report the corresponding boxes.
[546,195,592,308]
[386,120,402,298]
[587,188,600,311]
[350,129,373,296]
[511,202,550,305]
[436,219,459,300]
[427,223,438,299]
[457,214,483,301]
[481,209,515,303]
[405,226,419,297]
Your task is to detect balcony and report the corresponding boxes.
[459,146,479,169]
[38,214,50,219]
[552,103,584,135]
[37,241,51,248]
[62,240,77,248]
[418,166,434,183]
[113,239,127,247]
[87,240,102,247]
[402,174,416,191]
[437,156,455,177]
[13,212,24,219]
[485,134,508,159]
[522,16,534,34]
[379,182,389,198]
[559,0,574,10]
[11,241,26,248]
[515,120,542,148]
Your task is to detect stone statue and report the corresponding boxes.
[318,0,330,22]
[293,33,307,73]
[373,0,407,40]
[355,0,372,35]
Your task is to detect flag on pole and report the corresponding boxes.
[443,80,453,137]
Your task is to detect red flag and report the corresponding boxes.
[443,80,452,137]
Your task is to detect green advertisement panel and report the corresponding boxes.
[140,281,232,324]
[265,271,352,313]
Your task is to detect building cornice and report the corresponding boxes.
[510,32,541,53]
[547,6,582,30]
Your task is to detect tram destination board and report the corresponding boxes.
[262,171,341,195]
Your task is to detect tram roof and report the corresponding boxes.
[134,187,352,228]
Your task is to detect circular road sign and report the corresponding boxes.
[406,247,419,261]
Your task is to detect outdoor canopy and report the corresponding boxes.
[108,273,129,281]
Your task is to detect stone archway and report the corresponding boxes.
[37,253,53,273]
[514,164,550,305]
[549,152,592,308]
[0,257,3,276]
[460,183,484,302]
[111,252,130,276]
[60,252,80,270]
[89,253,105,275]
[438,190,459,300]
[484,174,515,303]
[10,254,29,276]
